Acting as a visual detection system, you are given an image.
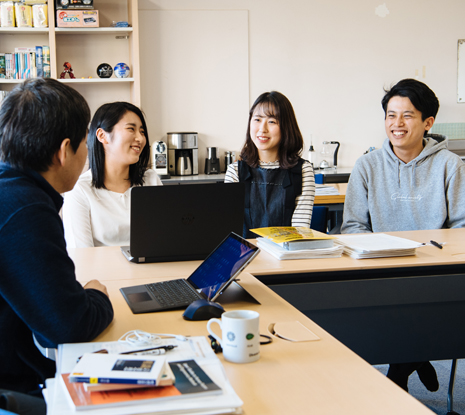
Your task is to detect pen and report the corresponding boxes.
[119,345,178,355]
[76,345,177,362]
[76,348,108,363]
[430,240,443,249]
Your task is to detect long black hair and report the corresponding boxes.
[88,102,150,189]
[240,91,303,169]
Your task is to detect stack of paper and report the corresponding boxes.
[45,336,243,415]
[335,233,424,259]
[315,184,340,196]
[257,238,343,260]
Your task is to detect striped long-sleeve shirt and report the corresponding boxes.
[224,159,315,228]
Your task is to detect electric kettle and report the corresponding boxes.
[176,150,192,175]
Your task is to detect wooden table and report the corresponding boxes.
[67,245,435,415]
[248,228,465,365]
[314,182,347,205]
[69,228,465,364]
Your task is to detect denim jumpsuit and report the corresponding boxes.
[238,159,304,239]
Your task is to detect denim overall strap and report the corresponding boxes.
[283,159,304,211]
[238,159,304,238]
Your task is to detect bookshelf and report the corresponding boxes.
[0,0,141,110]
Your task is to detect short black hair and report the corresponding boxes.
[381,78,439,121]
[240,91,304,169]
[88,102,150,189]
[0,78,90,172]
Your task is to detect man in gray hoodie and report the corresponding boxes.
[341,78,465,391]
[342,79,465,233]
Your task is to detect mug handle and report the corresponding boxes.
[207,318,222,345]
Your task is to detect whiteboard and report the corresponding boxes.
[139,10,249,172]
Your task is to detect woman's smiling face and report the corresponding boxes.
[250,104,281,162]
[101,111,146,166]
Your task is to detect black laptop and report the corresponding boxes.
[121,182,245,263]
[120,232,260,314]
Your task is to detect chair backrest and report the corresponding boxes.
[310,206,329,233]
[314,173,324,184]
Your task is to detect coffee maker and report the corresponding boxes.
[205,147,220,174]
[167,132,199,176]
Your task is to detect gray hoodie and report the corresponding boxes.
[341,136,465,233]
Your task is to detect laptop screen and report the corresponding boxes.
[187,233,259,300]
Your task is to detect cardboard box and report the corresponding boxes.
[55,0,94,9]
[56,10,98,27]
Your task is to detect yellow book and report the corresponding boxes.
[250,226,335,251]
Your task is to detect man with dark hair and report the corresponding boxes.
[0,78,114,409]
[341,78,465,392]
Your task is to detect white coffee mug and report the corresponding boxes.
[207,310,260,363]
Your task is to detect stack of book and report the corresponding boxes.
[251,226,343,260]
[45,336,243,414]
[63,353,223,411]
[334,233,424,259]
[0,45,50,80]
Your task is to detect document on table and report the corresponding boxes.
[45,336,243,415]
[335,233,424,259]
[257,237,343,260]
[315,184,339,195]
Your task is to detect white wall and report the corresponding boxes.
[139,10,249,171]
[139,0,465,169]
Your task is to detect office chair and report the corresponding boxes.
[0,389,45,415]
[310,206,329,234]
[446,358,459,415]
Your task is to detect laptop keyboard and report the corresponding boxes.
[146,280,201,308]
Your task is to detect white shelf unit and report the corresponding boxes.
[1,0,141,109]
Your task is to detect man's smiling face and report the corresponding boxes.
[385,95,434,161]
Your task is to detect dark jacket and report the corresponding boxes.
[0,163,114,394]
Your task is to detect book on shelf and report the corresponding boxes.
[62,359,222,411]
[0,53,5,79]
[35,46,43,77]
[42,45,50,78]
[69,353,166,386]
[250,226,336,250]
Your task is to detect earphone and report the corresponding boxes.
[118,330,188,347]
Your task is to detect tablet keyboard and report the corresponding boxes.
[146,279,202,308]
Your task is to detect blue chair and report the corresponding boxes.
[314,173,324,184]
[310,206,329,233]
